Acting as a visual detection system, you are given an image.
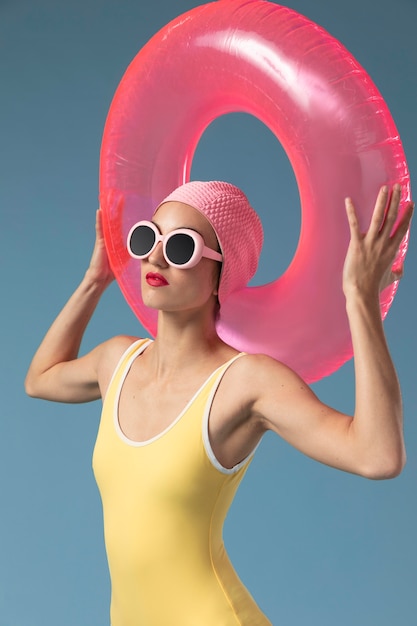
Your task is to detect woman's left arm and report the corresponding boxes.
[341,184,413,477]
[252,185,413,479]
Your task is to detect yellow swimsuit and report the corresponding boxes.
[93,339,271,626]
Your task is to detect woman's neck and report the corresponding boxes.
[146,307,228,376]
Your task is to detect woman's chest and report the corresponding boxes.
[117,373,208,442]
[112,349,257,469]
[116,362,228,442]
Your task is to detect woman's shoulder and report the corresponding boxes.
[101,334,150,359]
[227,351,304,394]
[96,335,148,380]
[236,351,293,373]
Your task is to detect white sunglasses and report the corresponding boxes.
[127,220,223,269]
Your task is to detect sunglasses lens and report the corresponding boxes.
[129,224,156,257]
[165,233,196,265]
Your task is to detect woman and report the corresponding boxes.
[25,180,413,625]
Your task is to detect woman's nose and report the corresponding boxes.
[147,241,168,267]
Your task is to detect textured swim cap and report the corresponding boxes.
[156,181,264,303]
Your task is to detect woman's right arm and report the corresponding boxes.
[25,210,116,403]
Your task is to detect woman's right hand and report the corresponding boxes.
[25,202,123,402]
[85,208,115,287]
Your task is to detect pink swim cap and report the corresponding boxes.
[156,181,264,303]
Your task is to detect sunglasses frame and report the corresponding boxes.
[127,220,223,269]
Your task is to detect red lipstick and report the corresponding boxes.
[146,272,169,287]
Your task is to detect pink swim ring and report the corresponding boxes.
[99,0,410,382]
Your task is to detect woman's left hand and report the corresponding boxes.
[343,184,414,299]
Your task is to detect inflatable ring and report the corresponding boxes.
[99,0,410,382]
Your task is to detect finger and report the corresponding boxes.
[380,184,402,235]
[344,197,361,240]
[389,200,414,248]
[368,185,391,237]
[95,208,104,238]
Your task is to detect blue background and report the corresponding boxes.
[1,1,416,624]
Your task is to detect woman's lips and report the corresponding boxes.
[146,272,169,287]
